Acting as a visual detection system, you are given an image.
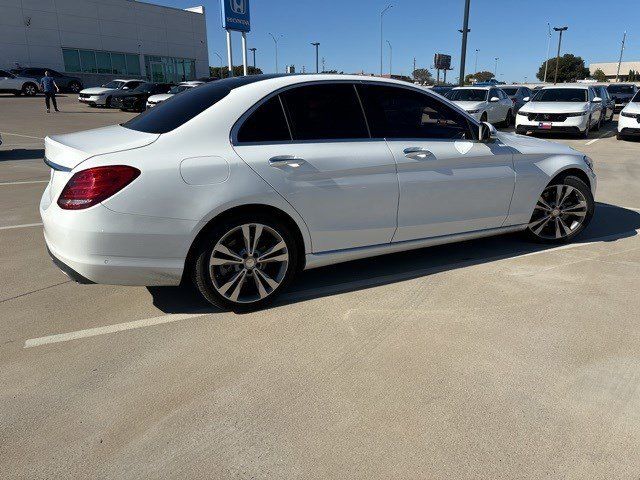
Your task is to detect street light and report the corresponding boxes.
[380,4,393,76]
[458,0,471,86]
[387,40,392,76]
[543,23,552,83]
[269,33,283,73]
[249,47,257,71]
[474,48,479,73]
[494,57,499,78]
[213,51,223,78]
[553,26,568,84]
[311,42,320,73]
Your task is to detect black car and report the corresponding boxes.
[500,85,534,112]
[607,84,638,111]
[10,67,83,93]
[430,85,453,97]
[109,82,174,112]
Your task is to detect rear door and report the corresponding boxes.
[232,82,399,252]
[358,83,515,241]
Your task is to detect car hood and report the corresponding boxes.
[147,93,173,103]
[451,100,486,111]
[497,131,578,155]
[79,87,114,95]
[622,102,640,114]
[519,102,589,114]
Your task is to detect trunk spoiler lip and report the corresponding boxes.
[44,156,72,172]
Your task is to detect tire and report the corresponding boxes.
[192,213,300,311]
[580,118,591,139]
[504,109,513,128]
[22,83,37,96]
[524,176,594,245]
[617,133,625,141]
[105,96,112,108]
[68,81,81,93]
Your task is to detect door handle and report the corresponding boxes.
[268,155,304,167]
[403,147,434,160]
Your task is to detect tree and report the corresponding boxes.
[536,54,589,83]
[628,69,638,82]
[464,70,494,84]
[592,69,608,82]
[209,65,263,79]
[412,68,433,85]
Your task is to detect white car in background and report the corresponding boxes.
[78,79,145,107]
[446,86,514,126]
[617,90,640,140]
[516,85,603,138]
[146,81,205,108]
[0,69,40,96]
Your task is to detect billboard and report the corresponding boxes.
[220,0,251,32]
[434,54,451,70]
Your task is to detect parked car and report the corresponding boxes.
[40,75,596,311]
[515,85,603,138]
[430,85,453,97]
[146,81,204,108]
[108,82,173,112]
[78,79,145,107]
[593,85,615,122]
[445,86,514,126]
[607,84,638,111]
[10,67,82,93]
[617,90,640,140]
[500,85,534,113]
[0,69,40,96]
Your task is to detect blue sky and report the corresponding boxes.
[153,0,640,82]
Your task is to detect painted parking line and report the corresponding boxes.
[0,132,44,140]
[585,129,616,146]
[24,312,210,348]
[0,180,49,186]
[0,222,43,231]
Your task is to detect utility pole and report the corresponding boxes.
[269,33,283,73]
[413,57,416,80]
[249,47,257,71]
[311,42,320,73]
[458,0,471,86]
[321,57,325,73]
[543,23,551,83]
[380,4,393,76]
[553,26,568,84]
[494,57,499,79]
[616,31,627,82]
[213,51,223,78]
[387,40,392,76]
[474,48,479,73]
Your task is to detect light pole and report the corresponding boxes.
[458,0,471,86]
[387,40,392,76]
[474,48,479,73]
[249,47,257,71]
[380,4,393,76]
[269,33,283,73]
[311,42,320,73]
[494,57,499,79]
[543,23,551,83]
[553,26,568,84]
[616,31,627,82]
[213,51,223,78]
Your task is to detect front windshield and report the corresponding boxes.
[132,83,154,93]
[169,85,189,94]
[103,81,124,89]
[532,88,587,102]
[608,84,635,94]
[446,89,487,101]
[501,87,519,96]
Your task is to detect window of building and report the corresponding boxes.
[111,53,126,75]
[79,50,96,73]
[62,49,81,73]
[144,55,197,83]
[62,48,141,76]
[95,51,111,74]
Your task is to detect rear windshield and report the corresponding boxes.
[608,84,635,94]
[123,75,286,134]
[532,88,587,102]
[632,91,640,102]
[501,87,519,96]
[446,89,487,101]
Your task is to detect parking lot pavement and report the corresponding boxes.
[2,96,640,479]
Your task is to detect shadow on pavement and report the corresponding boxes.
[0,149,44,161]
[148,203,639,314]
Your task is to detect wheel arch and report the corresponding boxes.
[547,167,592,191]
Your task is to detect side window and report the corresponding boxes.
[280,83,369,141]
[237,95,291,143]
[0,70,10,77]
[358,84,473,140]
[489,89,499,100]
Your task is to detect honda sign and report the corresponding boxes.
[221,0,251,32]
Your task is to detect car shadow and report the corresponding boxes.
[0,148,44,161]
[147,203,639,314]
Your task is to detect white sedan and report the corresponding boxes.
[516,85,603,138]
[146,81,205,108]
[617,90,640,140]
[78,79,145,107]
[446,86,514,126]
[41,74,596,310]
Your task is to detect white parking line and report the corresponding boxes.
[24,312,209,348]
[0,222,43,231]
[0,180,48,186]
[585,129,616,146]
[0,132,44,140]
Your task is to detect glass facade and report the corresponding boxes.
[144,55,197,83]
[62,48,141,76]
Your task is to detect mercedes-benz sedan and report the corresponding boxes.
[41,75,596,310]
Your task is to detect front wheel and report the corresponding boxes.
[22,83,37,96]
[68,81,81,93]
[503,110,513,128]
[192,214,300,311]
[580,118,591,139]
[525,176,594,244]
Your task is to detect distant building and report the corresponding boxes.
[589,61,640,82]
[0,0,209,87]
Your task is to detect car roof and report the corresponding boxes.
[452,86,491,90]
[540,85,590,90]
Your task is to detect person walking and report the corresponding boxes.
[40,71,59,113]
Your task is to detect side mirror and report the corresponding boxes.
[489,96,499,102]
[593,96,602,103]
[523,96,530,102]
[479,121,495,142]
[122,86,129,90]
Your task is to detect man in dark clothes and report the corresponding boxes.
[40,71,60,113]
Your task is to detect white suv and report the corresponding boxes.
[146,81,204,108]
[617,90,640,140]
[0,69,40,96]
[516,85,603,138]
[446,86,514,126]
[78,79,145,107]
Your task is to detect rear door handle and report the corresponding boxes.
[269,155,304,167]
[403,147,434,160]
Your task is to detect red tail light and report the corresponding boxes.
[58,165,140,210]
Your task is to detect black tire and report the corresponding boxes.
[22,83,37,96]
[617,133,625,141]
[503,110,513,128]
[524,175,595,245]
[580,118,591,139]
[192,213,300,311]
[68,81,81,93]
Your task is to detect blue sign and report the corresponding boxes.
[220,0,250,32]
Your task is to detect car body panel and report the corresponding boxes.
[618,100,640,135]
[448,87,512,123]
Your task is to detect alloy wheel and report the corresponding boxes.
[208,223,289,304]
[528,184,588,240]
[25,85,36,96]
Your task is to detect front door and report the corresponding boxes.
[357,83,516,242]
[233,83,399,253]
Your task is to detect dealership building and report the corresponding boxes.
[589,61,640,82]
[0,0,209,86]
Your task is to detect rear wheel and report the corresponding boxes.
[503,109,513,128]
[525,176,594,244]
[68,81,81,93]
[192,214,300,311]
[22,83,37,96]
